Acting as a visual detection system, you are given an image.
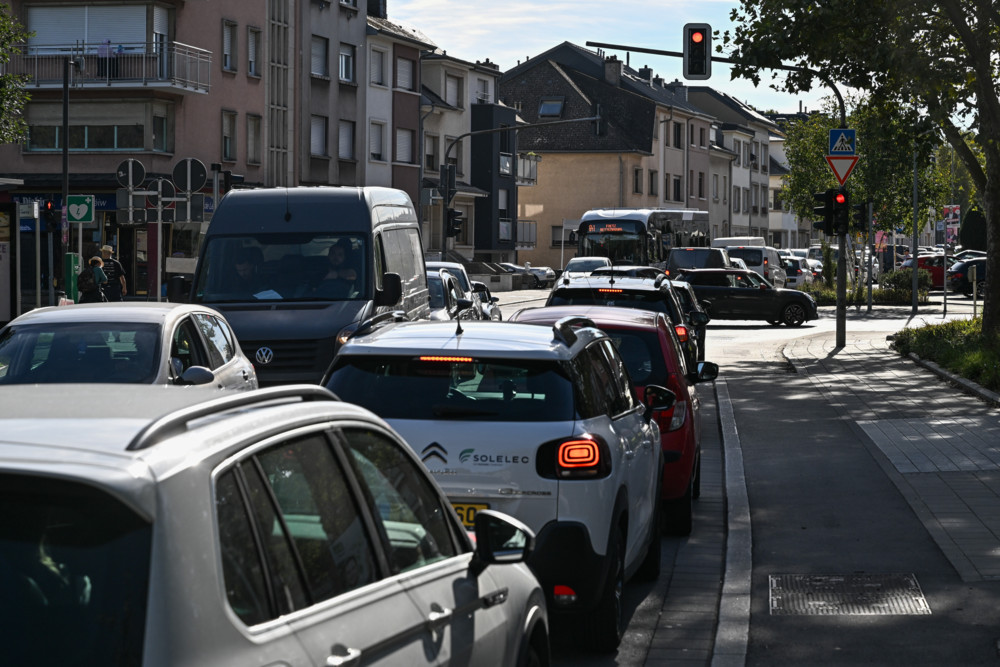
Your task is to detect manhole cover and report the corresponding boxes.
[769,573,931,616]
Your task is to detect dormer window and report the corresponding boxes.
[538,97,564,118]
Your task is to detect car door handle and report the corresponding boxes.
[325,645,361,667]
[426,606,453,629]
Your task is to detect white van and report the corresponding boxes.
[711,236,766,248]
[725,245,787,287]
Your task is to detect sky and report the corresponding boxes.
[387,0,830,115]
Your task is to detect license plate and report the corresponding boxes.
[451,502,489,528]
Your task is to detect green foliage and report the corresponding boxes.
[800,280,928,306]
[880,268,932,292]
[0,3,31,144]
[891,318,1000,392]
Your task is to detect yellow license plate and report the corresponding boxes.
[451,502,489,528]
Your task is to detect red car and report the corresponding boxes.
[509,305,719,535]
[900,254,947,287]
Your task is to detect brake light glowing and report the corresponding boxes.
[553,585,578,604]
[558,440,600,468]
[598,288,623,294]
[418,355,473,363]
[674,324,689,343]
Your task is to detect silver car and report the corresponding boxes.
[0,302,257,389]
[0,384,549,666]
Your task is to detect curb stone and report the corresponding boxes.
[906,351,1000,407]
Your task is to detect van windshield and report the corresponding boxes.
[193,234,368,303]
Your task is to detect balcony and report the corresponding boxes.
[5,41,211,94]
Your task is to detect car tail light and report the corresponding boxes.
[598,288,623,294]
[419,355,474,363]
[536,435,611,479]
[674,324,690,343]
[656,399,688,432]
[553,585,577,604]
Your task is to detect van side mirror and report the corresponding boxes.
[376,272,403,306]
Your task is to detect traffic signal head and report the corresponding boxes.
[832,187,849,234]
[812,189,834,236]
[852,203,867,232]
[446,208,465,237]
[42,199,59,231]
[683,23,711,80]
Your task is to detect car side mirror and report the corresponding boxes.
[376,272,403,306]
[176,365,215,386]
[687,361,720,384]
[471,280,488,294]
[472,509,535,566]
[642,384,676,421]
[453,298,474,316]
[690,311,710,325]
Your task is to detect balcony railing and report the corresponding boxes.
[5,41,211,93]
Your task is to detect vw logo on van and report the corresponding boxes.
[255,347,275,365]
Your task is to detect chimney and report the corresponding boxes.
[638,65,653,82]
[666,78,687,100]
[604,56,623,87]
[653,75,664,87]
[367,0,386,18]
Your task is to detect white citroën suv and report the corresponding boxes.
[325,317,675,651]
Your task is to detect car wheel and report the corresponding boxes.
[976,279,986,297]
[663,480,693,536]
[518,641,545,667]
[782,303,807,327]
[589,527,625,652]
[531,275,541,289]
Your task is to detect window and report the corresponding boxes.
[673,122,682,148]
[310,36,329,76]
[649,170,658,197]
[396,128,414,163]
[689,124,695,145]
[369,122,384,161]
[222,20,237,71]
[498,188,509,217]
[733,138,740,159]
[339,43,355,83]
[633,167,643,194]
[672,176,682,202]
[688,170,694,196]
[247,27,261,76]
[153,115,168,152]
[311,115,327,156]
[761,146,769,173]
[247,114,261,164]
[712,174,719,200]
[537,97,563,117]
[743,143,750,167]
[723,176,728,202]
[370,48,386,85]
[743,187,750,212]
[733,187,740,212]
[699,127,706,147]
[424,134,438,170]
[653,116,659,140]
[338,120,354,160]
[445,74,462,107]
[698,172,705,199]
[446,137,462,175]
[222,110,237,161]
[476,77,490,103]
[396,57,414,90]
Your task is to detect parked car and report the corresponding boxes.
[499,262,556,288]
[545,274,708,369]
[900,254,947,288]
[952,249,987,262]
[508,306,719,535]
[947,257,986,297]
[426,269,476,321]
[665,247,731,278]
[677,268,819,326]
[783,256,815,289]
[0,384,549,666]
[324,318,672,651]
[0,303,258,389]
[729,257,749,271]
[426,261,489,320]
[561,256,613,282]
[590,265,665,279]
[670,279,711,362]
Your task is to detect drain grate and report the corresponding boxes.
[769,573,931,616]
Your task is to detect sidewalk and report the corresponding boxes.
[648,302,1000,666]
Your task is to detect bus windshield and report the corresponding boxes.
[578,220,647,265]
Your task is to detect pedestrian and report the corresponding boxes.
[100,245,127,301]
[78,256,108,303]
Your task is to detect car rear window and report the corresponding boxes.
[327,357,575,421]
[547,288,671,314]
[603,329,670,385]
[667,248,728,269]
[0,322,162,384]
[0,474,151,665]
[727,247,764,265]
[565,258,609,272]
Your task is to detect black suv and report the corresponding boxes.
[546,274,708,368]
[677,268,818,326]
[665,247,731,278]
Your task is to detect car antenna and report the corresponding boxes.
[455,317,464,336]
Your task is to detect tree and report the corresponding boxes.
[726,0,1000,337]
[0,3,30,144]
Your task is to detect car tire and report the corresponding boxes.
[663,480,693,536]
[518,641,545,667]
[589,527,625,652]
[531,275,541,289]
[782,303,807,327]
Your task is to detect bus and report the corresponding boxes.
[577,208,710,267]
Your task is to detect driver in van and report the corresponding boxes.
[325,238,359,283]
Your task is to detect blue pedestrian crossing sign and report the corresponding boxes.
[829,129,856,155]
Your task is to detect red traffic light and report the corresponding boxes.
[43,200,55,212]
[834,192,847,205]
[690,30,704,43]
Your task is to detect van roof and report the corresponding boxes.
[207,186,414,234]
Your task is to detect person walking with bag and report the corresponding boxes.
[78,256,109,303]
[100,245,127,301]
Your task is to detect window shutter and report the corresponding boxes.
[153,6,168,36]
[311,116,326,155]
[338,121,354,159]
[396,128,412,163]
[223,25,232,54]
[311,37,327,75]
[445,76,459,106]
[370,123,383,160]
[370,49,383,84]
[396,57,412,90]
[248,30,257,63]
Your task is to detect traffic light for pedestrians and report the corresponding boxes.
[832,187,849,234]
[446,208,465,237]
[812,189,834,236]
[42,199,59,231]
[683,24,711,80]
